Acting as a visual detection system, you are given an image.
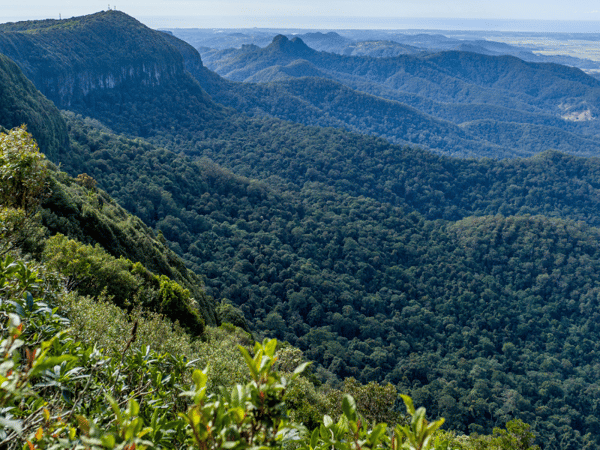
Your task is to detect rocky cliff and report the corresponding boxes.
[0,11,187,109]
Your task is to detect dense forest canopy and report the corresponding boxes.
[3,9,600,449]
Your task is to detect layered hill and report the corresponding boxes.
[6,11,600,447]
[289,32,422,57]
[186,37,600,157]
[202,34,600,117]
[199,35,600,156]
[4,13,600,158]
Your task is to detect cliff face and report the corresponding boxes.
[39,62,181,107]
[0,11,188,109]
[0,10,226,139]
[160,31,205,76]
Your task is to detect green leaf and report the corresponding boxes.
[231,406,245,423]
[25,292,34,312]
[310,426,320,449]
[105,394,123,424]
[400,394,416,416]
[192,368,208,390]
[259,355,272,374]
[369,423,387,444]
[341,394,357,422]
[426,418,445,435]
[264,338,277,357]
[231,384,246,407]
[238,345,258,380]
[100,434,116,448]
[292,361,311,377]
[29,355,76,377]
[128,398,140,416]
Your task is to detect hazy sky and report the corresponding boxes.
[4,0,600,29]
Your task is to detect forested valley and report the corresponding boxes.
[3,9,600,449]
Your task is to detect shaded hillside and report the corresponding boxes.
[460,119,600,156]
[41,164,217,327]
[290,32,422,57]
[245,60,330,82]
[0,11,184,106]
[186,42,596,157]
[202,35,600,117]
[0,43,217,325]
[0,11,229,144]
[195,35,600,157]
[340,40,422,57]
[0,53,68,159]
[190,71,507,157]
[292,31,353,53]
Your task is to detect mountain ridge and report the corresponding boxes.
[202,36,600,124]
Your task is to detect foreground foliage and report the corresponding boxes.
[0,254,539,449]
[0,126,47,255]
[0,123,542,450]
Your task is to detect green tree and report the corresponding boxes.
[0,126,48,254]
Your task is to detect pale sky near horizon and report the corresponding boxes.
[3,1,600,29]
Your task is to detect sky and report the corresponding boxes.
[4,0,600,29]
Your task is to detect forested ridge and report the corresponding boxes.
[60,114,600,448]
[197,34,600,157]
[3,9,600,449]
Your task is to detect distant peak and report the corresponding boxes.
[268,35,312,55]
[290,37,309,47]
[271,34,289,45]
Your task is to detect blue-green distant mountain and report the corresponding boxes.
[195,35,600,157]
[202,35,600,120]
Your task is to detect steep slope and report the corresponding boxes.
[0,11,230,143]
[0,11,184,107]
[292,31,353,53]
[42,164,217,327]
[0,53,68,159]
[0,44,217,325]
